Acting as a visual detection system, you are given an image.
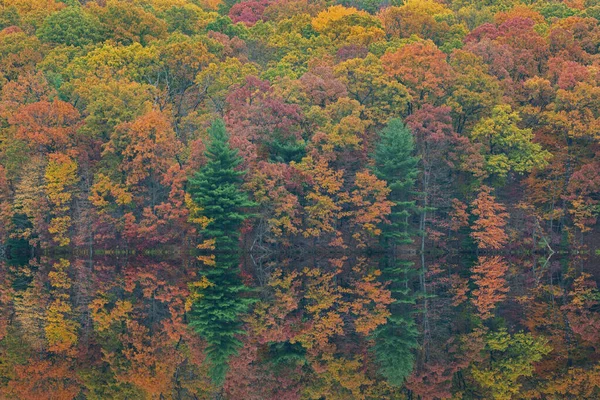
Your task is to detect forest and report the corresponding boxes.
[1,0,600,398]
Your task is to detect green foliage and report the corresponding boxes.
[37,7,104,47]
[188,119,255,249]
[536,2,579,19]
[336,0,403,14]
[583,5,600,19]
[372,322,418,385]
[0,7,21,30]
[372,119,419,245]
[188,253,254,386]
[268,137,306,164]
[267,341,307,367]
[371,257,419,386]
[78,367,145,400]
[206,15,247,38]
[162,6,201,35]
[472,105,551,178]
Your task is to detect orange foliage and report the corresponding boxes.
[470,185,509,250]
[470,256,509,319]
[382,41,453,107]
[10,99,80,152]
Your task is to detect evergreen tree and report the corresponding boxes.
[371,119,420,382]
[187,119,255,386]
[372,119,419,246]
[188,119,254,249]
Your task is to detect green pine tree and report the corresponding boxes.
[187,119,255,387]
[188,119,255,249]
[372,118,419,246]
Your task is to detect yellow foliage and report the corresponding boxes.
[197,254,216,266]
[90,297,134,332]
[48,259,72,290]
[45,154,77,209]
[198,0,221,10]
[186,276,214,310]
[45,298,78,354]
[45,154,78,246]
[569,196,596,233]
[5,0,64,23]
[197,238,216,250]
[311,5,384,45]
[47,216,72,246]
[45,259,79,354]
[185,193,212,228]
[89,173,133,211]
[312,5,361,31]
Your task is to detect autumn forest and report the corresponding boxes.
[1,0,600,398]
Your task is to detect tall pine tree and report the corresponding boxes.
[187,119,254,249]
[372,118,419,246]
[187,119,255,387]
[371,120,420,386]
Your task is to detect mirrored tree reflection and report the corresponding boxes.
[371,256,419,387]
[1,250,600,398]
[188,251,253,387]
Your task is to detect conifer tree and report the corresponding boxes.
[372,118,419,246]
[187,119,255,386]
[188,119,254,249]
[371,121,419,385]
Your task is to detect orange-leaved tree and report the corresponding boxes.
[470,185,509,250]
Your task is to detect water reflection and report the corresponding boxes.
[188,252,253,386]
[0,251,599,399]
[371,256,419,386]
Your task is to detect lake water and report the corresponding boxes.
[0,249,598,399]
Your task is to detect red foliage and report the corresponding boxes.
[230,0,271,26]
[225,76,304,163]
